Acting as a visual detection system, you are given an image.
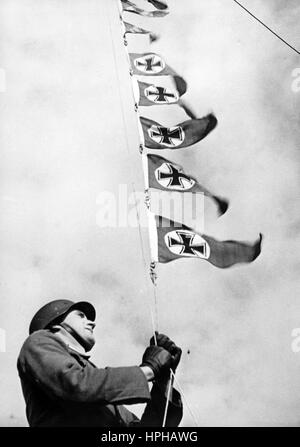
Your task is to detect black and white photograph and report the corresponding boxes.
[0,0,299,434]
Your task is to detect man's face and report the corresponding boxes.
[62,309,96,351]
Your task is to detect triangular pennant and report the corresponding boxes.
[153,215,262,268]
[140,114,217,149]
[147,154,228,215]
[124,22,159,42]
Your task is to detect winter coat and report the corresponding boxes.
[17,330,183,427]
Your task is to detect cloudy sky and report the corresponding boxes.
[0,0,299,426]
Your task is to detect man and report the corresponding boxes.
[17,299,183,427]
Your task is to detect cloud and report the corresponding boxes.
[0,0,299,427]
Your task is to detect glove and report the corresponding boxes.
[171,345,182,372]
[150,332,182,372]
[140,345,172,378]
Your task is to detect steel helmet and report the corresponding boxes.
[29,299,96,335]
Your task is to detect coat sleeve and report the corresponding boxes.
[138,382,183,427]
[18,331,151,405]
[116,382,183,427]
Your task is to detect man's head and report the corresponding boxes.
[29,299,96,351]
[59,309,96,352]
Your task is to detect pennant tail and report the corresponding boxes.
[201,113,218,137]
[211,195,229,216]
[149,33,160,43]
[201,233,263,268]
[147,0,168,10]
[173,75,187,96]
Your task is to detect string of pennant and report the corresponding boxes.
[116,0,263,425]
[118,0,263,283]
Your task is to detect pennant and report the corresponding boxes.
[153,215,262,267]
[124,22,159,42]
[137,76,187,106]
[129,53,176,76]
[121,0,169,17]
[147,0,168,10]
[147,154,228,215]
[140,114,217,149]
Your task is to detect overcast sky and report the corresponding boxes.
[0,0,300,426]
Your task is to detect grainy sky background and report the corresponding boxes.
[0,0,299,426]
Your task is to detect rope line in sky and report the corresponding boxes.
[233,0,300,55]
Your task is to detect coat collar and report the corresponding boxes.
[53,326,91,358]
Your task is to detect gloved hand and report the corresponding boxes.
[140,345,173,379]
[150,332,182,372]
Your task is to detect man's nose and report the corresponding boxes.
[87,320,96,329]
